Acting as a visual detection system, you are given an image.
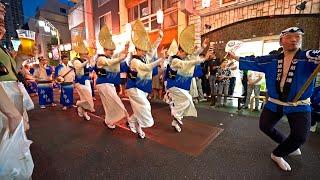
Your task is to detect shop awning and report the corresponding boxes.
[125,0,142,9]
[148,27,178,48]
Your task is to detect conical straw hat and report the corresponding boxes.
[99,25,116,50]
[72,35,88,54]
[167,39,178,56]
[179,24,195,55]
[131,19,151,52]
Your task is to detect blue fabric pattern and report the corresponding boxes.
[193,64,204,77]
[38,83,53,105]
[54,64,63,78]
[239,50,319,114]
[60,84,74,106]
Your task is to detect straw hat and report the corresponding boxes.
[167,39,178,56]
[179,24,195,55]
[72,35,88,54]
[131,19,151,52]
[99,25,116,50]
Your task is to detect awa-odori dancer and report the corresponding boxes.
[126,20,164,138]
[33,57,56,109]
[56,55,75,110]
[166,25,209,132]
[95,25,129,129]
[227,27,320,171]
[72,37,95,121]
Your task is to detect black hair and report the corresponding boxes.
[268,50,279,55]
[61,55,68,59]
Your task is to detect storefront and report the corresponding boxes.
[201,14,320,96]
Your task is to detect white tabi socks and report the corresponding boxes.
[289,148,301,156]
[171,120,181,132]
[83,112,90,121]
[271,153,291,171]
[135,122,145,139]
[77,107,84,117]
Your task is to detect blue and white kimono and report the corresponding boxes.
[95,54,128,125]
[125,55,160,128]
[58,64,75,107]
[73,58,94,112]
[20,68,37,94]
[34,66,54,106]
[239,49,320,114]
[54,63,63,89]
[166,55,205,121]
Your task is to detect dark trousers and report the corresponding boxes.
[201,76,210,96]
[228,77,236,95]
[259,108,311,157]
[311,111,320,126]
[90,80,95,97]
[242,76,248,98]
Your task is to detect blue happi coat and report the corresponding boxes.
[95,54,121,85]
[166,55,204,91]
[74,58,92,85]
[125,55,158,93]
[239,49,320,114]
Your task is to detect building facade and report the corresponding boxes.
[30,0,71,59]
[68,0,195,54]
[189,0,320,56]
[188,0,320,95]
[1,0,24,49]
[123,0,195,50]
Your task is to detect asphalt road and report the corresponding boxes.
[28,93,320,180]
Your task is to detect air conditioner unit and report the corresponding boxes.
[180,0,194,14]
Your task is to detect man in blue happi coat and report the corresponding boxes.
[227,27,320,171]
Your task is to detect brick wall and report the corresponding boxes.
[200,14,320,57]
[189,0,320,46]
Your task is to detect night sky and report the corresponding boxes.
[22,0,72,21]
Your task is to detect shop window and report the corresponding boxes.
[151,0,162,14]
[151,16,158,30]
[60,8,67,14]
[128,1,149,22]
[98,0,111,7]
[162,0,177,10]
[163,11,177,29]
[220,0,238,7]
[140,1,149,17]
[141,18,150,30]
[99,12,112,32]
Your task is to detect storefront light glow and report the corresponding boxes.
[64,43,72,51]
[156,9,164,24]
[83,40,89,47]
[59,45,64,51]
[125,23,132,33]
[44,25,51,33]
[51,30,57,36]
[202,0,210,8]
[38,20,45,27]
